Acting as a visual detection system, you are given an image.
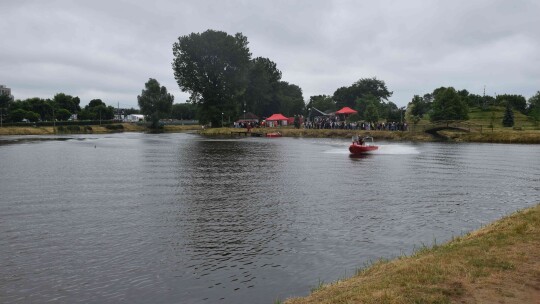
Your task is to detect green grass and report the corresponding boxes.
[286,204,540,304]
[468,106,537,130]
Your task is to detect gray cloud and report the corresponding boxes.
[1,0,539,108]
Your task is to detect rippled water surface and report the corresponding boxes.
[1,133,539,303]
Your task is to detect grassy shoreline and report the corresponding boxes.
[0,123,201,135]
[2,124,540,143]
[284,204,540,304]
[200,127,540,144]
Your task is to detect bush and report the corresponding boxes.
[104,124,124,130]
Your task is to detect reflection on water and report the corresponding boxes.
[0,133,539,303]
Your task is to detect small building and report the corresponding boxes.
[0,85,14,101]
[125,114,144,122]
[236,112,259,124]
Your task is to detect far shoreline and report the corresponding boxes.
[1,124,540,144]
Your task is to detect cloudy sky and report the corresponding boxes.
[1,0,539,109]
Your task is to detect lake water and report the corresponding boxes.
[1,133,539,303]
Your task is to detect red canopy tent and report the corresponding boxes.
[266,113,289,121]
[335,107,358,115]
[265,113,289,127]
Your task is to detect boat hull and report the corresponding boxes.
[349,143,378,154]
[266,132,282,138]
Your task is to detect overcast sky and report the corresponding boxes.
[2,0,539,109]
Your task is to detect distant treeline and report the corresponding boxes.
[406,88,540,124]
[0,93,140,123]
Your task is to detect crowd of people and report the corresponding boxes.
[304,116,408,131]
[232,115,408,131]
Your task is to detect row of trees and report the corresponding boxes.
[306,77,403,123]
[0,91,145,123]
[407,88,540,125]
[4,28,540,128]
[172,30,304,126]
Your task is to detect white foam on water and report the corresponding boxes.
[324,143,420,155]
[370,144,420,155]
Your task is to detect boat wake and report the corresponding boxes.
[324,144,420,155]
[370,144,420,155]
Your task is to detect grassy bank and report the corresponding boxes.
[3,123,540,143]
[0,123,200,135]
[201,127,434,141]
[284,204,540,304]
[199,127,540,143]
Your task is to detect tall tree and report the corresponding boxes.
[172,30,251,126]
[527,91,540,126]
[502,103,514,127]
[496,94,527,113]
[354,94,379,120]
[276,81,304,116]
[53,93,81,113]
[79,99,115,121]
[137,78,174,128]
[430,87,469,121]
[333,77,392,109]
[364,101,379,123]
[243,57,282,118]
[527,91,540,112]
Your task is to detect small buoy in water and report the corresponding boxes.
[94,145,96,148]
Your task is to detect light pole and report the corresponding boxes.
[243,101,246,120]
[221,112,224,128]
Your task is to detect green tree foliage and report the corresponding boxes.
[354,94,379,120]
[79,99,115,121]
[430,87,469,121]
[527,91,540,126]
[53,93,81,114]
[528,91,540,111]
[137,78,174,128]
[171,103,197,120]
[3,94,121,123]
[244,57,282,118]
[276,81,304,117]
[306,95,335,113]
[88,99,106,108]
[5,97,54,122]
[9,108,35,122]
[28,98,53,121]
[381,101,401,122]
[496,94,527,113]
[56,108,72,121]
[406,94,433,123]
[333,77,392,109]
[172,30,251,126]
[364,101,379,123]
[502,102,514,127]
[468,93,494,109]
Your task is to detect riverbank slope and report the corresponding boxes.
[200,127,540,144]
[285,203,540,304]
[0,123,199,135]
[2,124,540,143]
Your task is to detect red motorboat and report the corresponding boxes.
[266,132,282,138]
[349,136,378,154]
